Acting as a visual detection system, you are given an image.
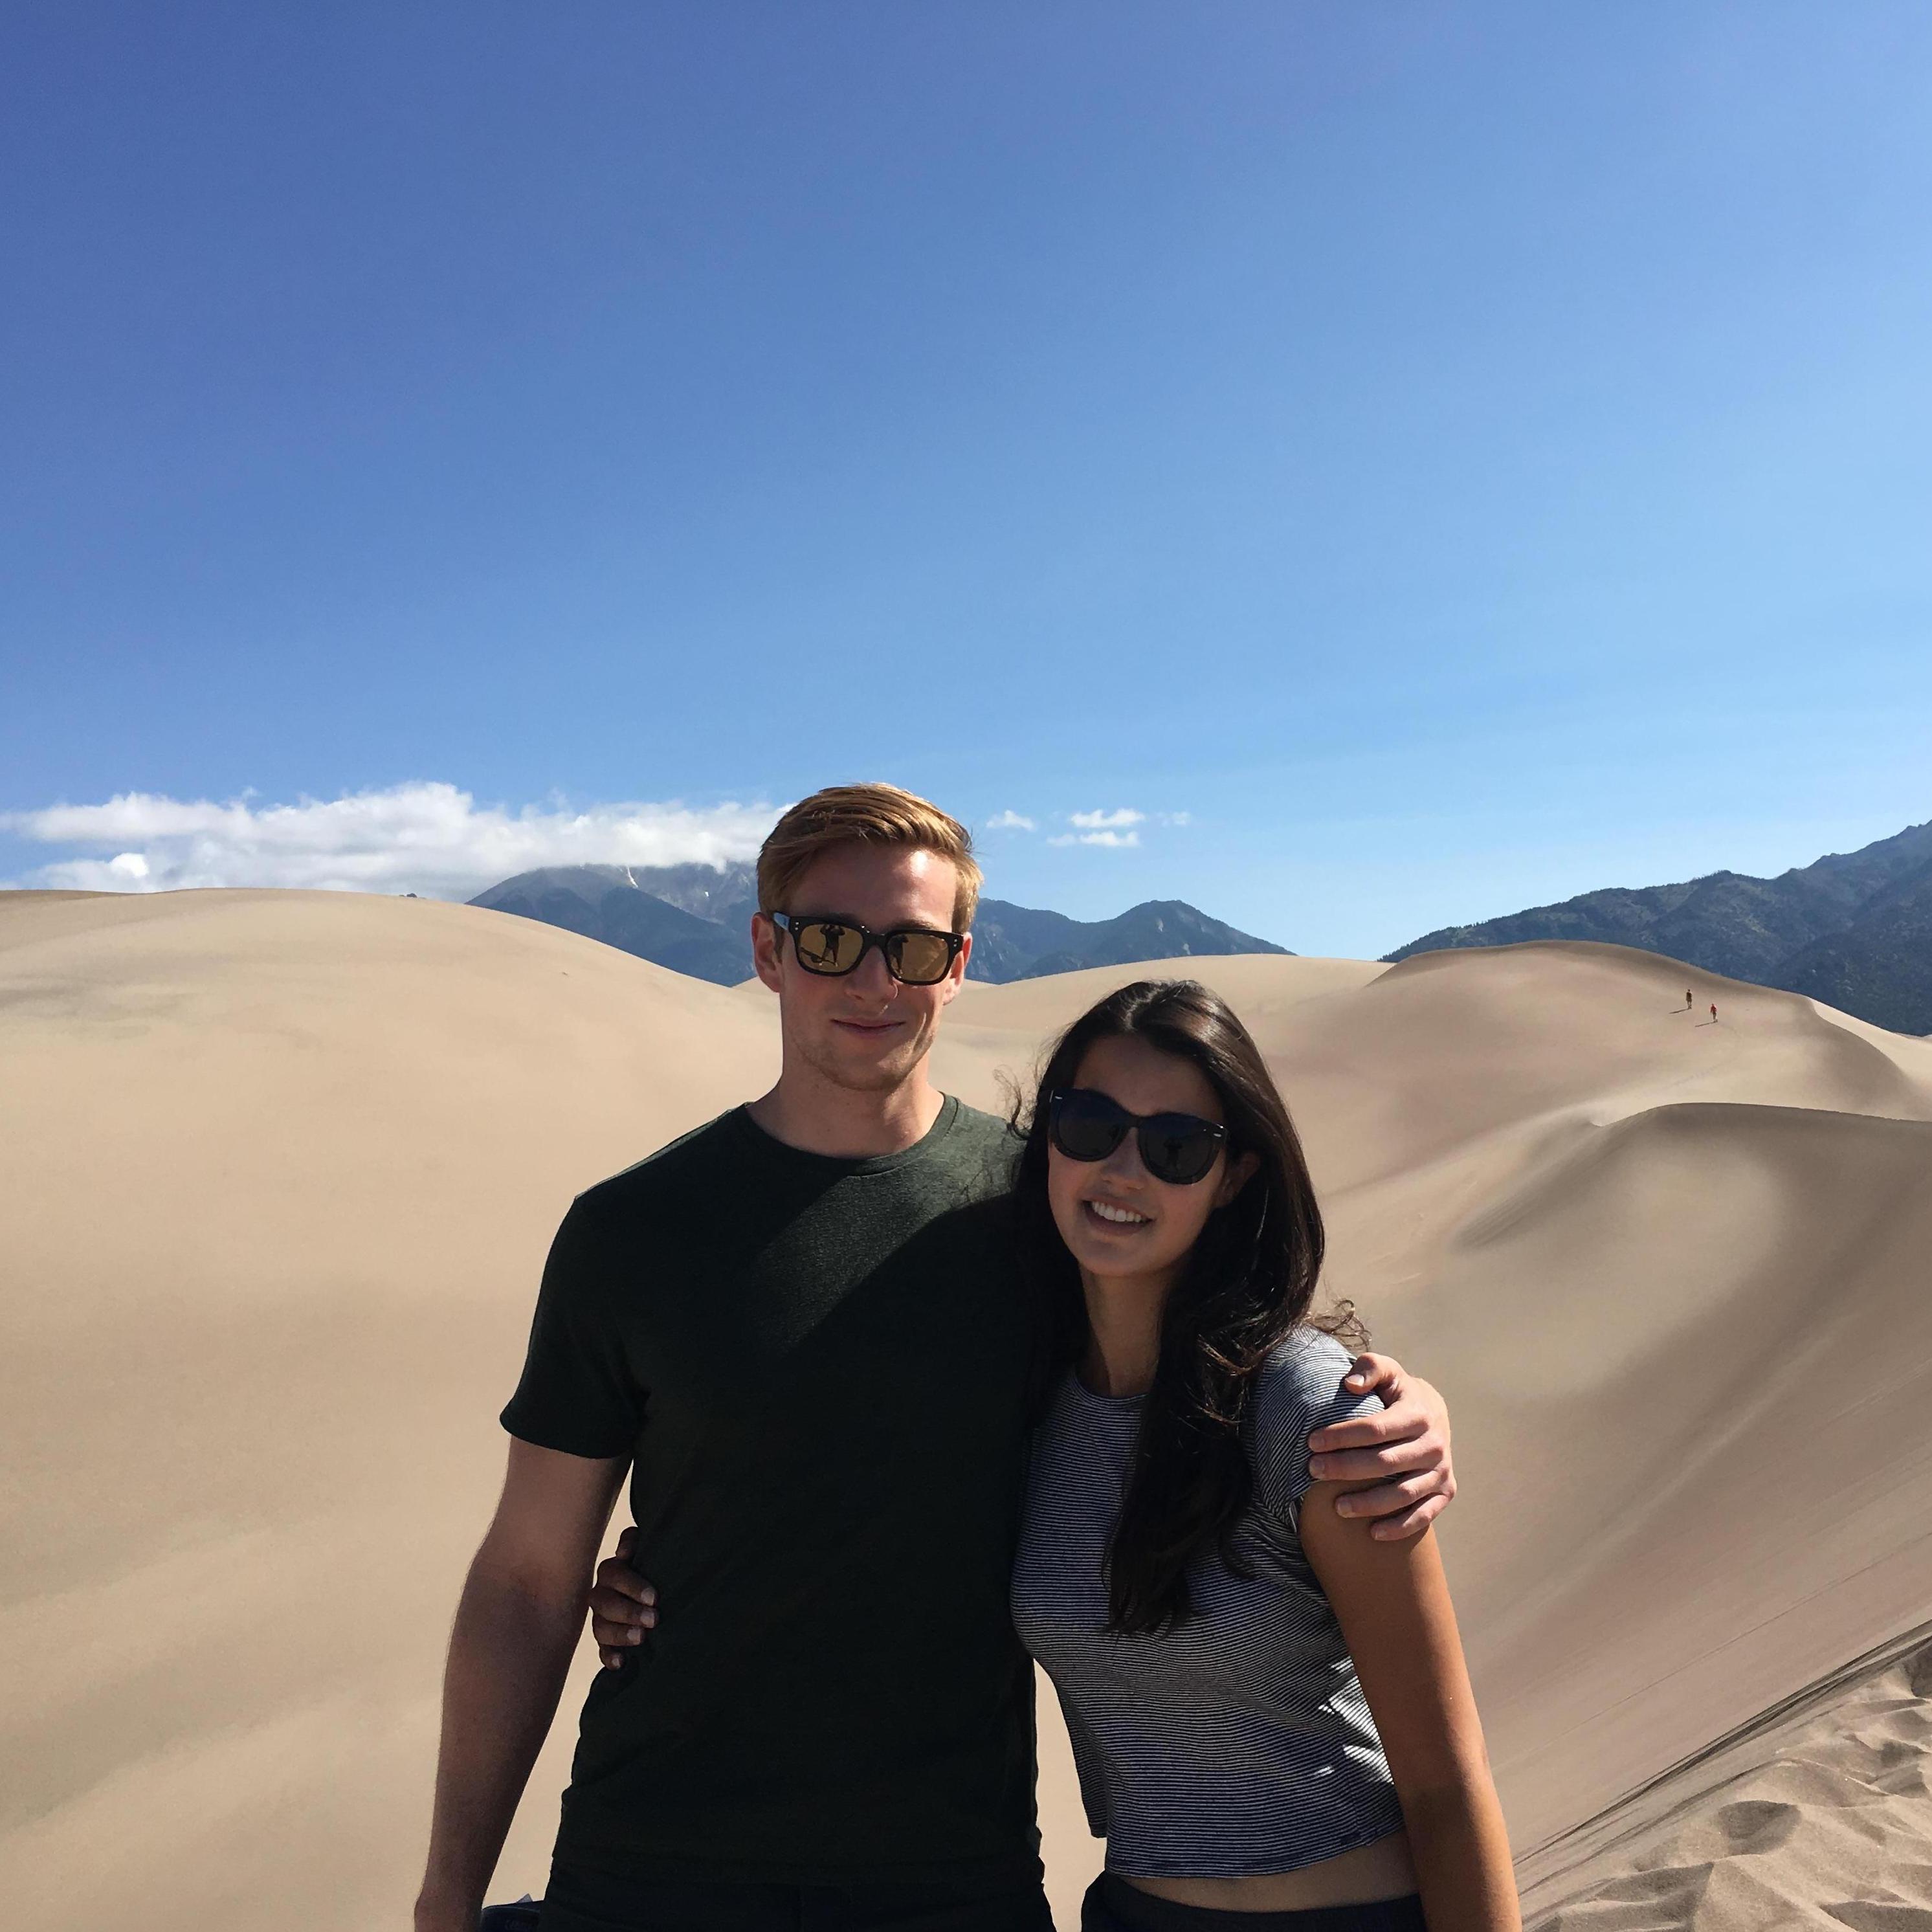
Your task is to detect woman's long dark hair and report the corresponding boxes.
[1013,978,1360,1636]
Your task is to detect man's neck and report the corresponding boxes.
[746,1067,947,1160]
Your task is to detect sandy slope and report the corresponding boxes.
[0,890,778,1930]
[1529,1627,1932,1929]
[3,893,1929,1931]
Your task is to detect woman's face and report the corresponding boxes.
[1046,1032,1256,1288]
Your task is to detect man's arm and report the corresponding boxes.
[415,1439,628,1932]
[1307,1351,1456,1541]
[581,1355,1458,1659]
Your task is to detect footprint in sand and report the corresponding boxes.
[1822,1902,1932,1929]
[1884,1863,1932,1906]
[1539,1860,1709,1928]
[1849,1733,1932,1801]
[1641,1796,1803,1865]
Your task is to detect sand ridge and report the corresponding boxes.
[3,890,1929,1931]
[1527,1630,1932,1928]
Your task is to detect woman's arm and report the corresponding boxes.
[1300,1490,1519,1932]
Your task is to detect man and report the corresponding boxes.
[414,784,1456,1932]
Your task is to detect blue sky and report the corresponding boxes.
[3,1,1928,955]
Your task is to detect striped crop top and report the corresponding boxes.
[1010,1329,1406,1879]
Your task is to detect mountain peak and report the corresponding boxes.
[1384,816,1932,1034]
[467,865,1291,986]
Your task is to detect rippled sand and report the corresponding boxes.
[1529,1632,1932,1929]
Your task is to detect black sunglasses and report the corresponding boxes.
[770,911,966,987]
[1047,1087,1229,1186]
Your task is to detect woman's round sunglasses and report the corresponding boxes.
[770,911,966,987]
[1047,1087,1228,1186]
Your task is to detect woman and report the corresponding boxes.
[1009,979,1515,1932]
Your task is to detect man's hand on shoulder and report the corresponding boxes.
[589,1525,658,1667]
[1306,1351,1455,1541]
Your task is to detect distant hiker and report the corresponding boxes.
[414,783,1462,1932]
[1710,1003,1718,1025]
[1685,988,1693,1009]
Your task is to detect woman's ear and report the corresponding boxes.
[1215,1149,1261,1208]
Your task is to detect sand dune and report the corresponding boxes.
[4,894,1929,1931]
[1530,1627,1932,1929]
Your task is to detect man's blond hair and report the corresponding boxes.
[757,783,982,931]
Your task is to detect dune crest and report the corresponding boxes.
[1528,1628,1932,1929]
[3,891,1927,1932]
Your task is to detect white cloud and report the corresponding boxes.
[984,810,1036,832]
[1,782,780,898]
[1049,805,1173,848]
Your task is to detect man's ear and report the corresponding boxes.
[751,913,785,994]
[1215,1149,1261,1208]
[938,929,973,1006]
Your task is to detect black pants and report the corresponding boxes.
[1080,1872,1427,1932]
[524,1860,1056,1931]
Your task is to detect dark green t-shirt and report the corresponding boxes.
[500,1096,1042,1889]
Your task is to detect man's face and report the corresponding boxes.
[753,843,971,1097]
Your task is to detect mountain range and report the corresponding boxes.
[1384,817,1932,1034]
[467,863,1290,986]
[467,816,1931,1033]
